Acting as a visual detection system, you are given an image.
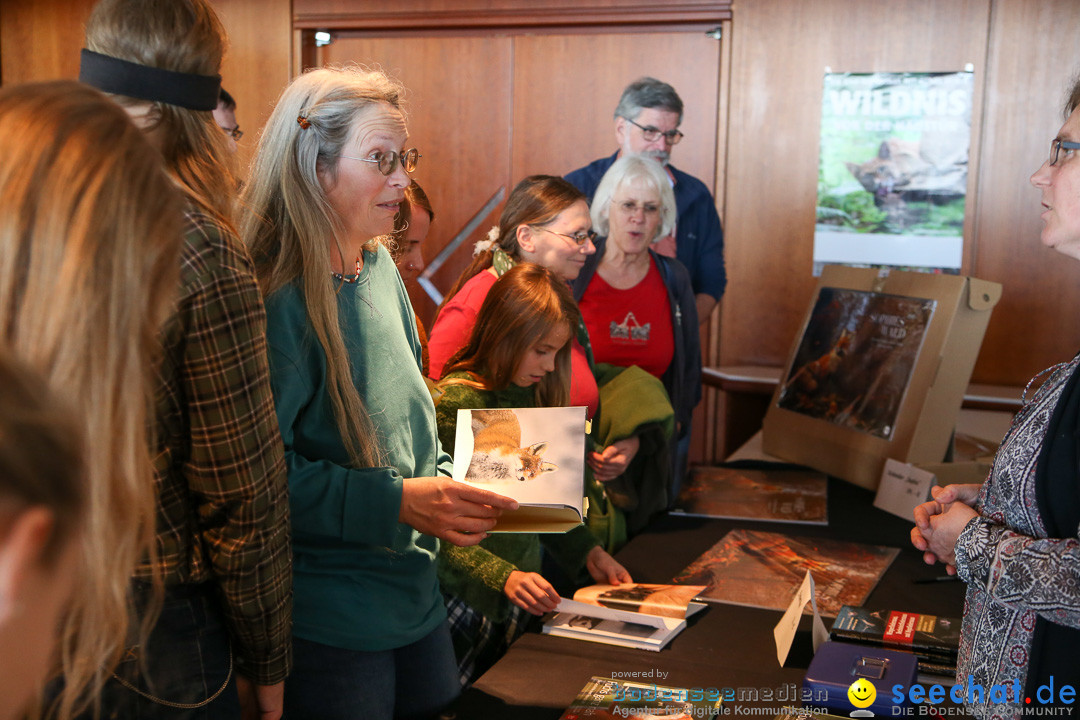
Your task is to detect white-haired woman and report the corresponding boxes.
[572,154,701,499]
[240,66,517,720]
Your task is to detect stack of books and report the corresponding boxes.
[829,606,960,676]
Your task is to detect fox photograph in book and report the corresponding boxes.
[776,287,935,440]
[466,408,557,483]
[452,406,585,504]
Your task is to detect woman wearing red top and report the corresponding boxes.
[572,155,701,498]
[429,176,602,418]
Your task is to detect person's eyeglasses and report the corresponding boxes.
[340,148,421,176]
[1049,139,1080,166]
[612,199,661,217]
[220,125,243,141]
[627,118,683,145]
[532,226,597,247]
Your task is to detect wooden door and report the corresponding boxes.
[312,30,721,327]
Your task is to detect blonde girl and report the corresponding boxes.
[435,263,630,687]
[0,80,182,719]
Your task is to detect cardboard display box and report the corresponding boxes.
[762,265,1001,490]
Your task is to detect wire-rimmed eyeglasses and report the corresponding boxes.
[1049,139,1080,166]
[340,148,421,176]
[531,226,597,247]
[220,124,243,141]
[627,118,683,145]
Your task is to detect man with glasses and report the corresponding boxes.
[565,77,725,322]
[213,87,243,152]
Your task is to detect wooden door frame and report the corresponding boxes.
[292,0,734,463]
[292,2,732,31]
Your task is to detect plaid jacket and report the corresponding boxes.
[140,211,292,684]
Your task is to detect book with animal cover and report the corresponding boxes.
[776,287,936,442]
[829,606,960,670]
[672,529,898,617]
[671,465,828,525]
[558,676,722,719]
[451,406,587,533]
[542,583,707,652]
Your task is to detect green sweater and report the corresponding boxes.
[433,373,598,622]
[264,245,453,652]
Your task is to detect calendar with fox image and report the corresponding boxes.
[451,406,588,533]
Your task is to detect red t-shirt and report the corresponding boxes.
[428,270,600,418]
[579,258,674,379]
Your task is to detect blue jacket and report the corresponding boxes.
[571,239,702,439]
[565,151,727,301]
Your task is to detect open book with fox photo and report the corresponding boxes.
[776,287,936,440]
[451,406,587,533]
[542,583,707,652]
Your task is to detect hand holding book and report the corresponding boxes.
[399,476,518,546]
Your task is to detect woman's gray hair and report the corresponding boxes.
[613,77,684,124]
[590,154,676,240]
[1066,74,1080,117]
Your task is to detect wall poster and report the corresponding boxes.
[814,70,974,275]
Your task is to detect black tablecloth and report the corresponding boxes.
[449,476,967,719]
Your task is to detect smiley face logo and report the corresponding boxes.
[847,678,876,709]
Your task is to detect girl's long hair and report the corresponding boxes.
[85,0,236,229]
[441,263,579,407]
[0,80,182,719]
[240,66,407,467]
[438,175,585,313]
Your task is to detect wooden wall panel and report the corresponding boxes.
[971,0,1080,384]
[720,0,995,372]
[212,0,293,178]
[512,31,720,185]
[314,35,514,323]
[0,0,95,85]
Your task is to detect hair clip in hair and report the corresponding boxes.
[297,115,311,129]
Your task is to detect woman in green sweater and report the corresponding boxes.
[240,66,518,720]
[434,263,631,687]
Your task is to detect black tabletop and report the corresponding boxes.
[449,475,967,719]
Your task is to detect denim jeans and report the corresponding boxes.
[284,622,460,720]
[87,582,239,720]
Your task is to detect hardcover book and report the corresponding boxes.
[671,466,828,525]
[542,583,707,652]
[558,676,722,719]
[451,406,587,532]
[830,606,960,670]
[762,266,1001,491]
[776,287,935,441]
[672,529,898,617]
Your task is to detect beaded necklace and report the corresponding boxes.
[331,256,363,284]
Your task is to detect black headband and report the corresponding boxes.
[79,49,221,111]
